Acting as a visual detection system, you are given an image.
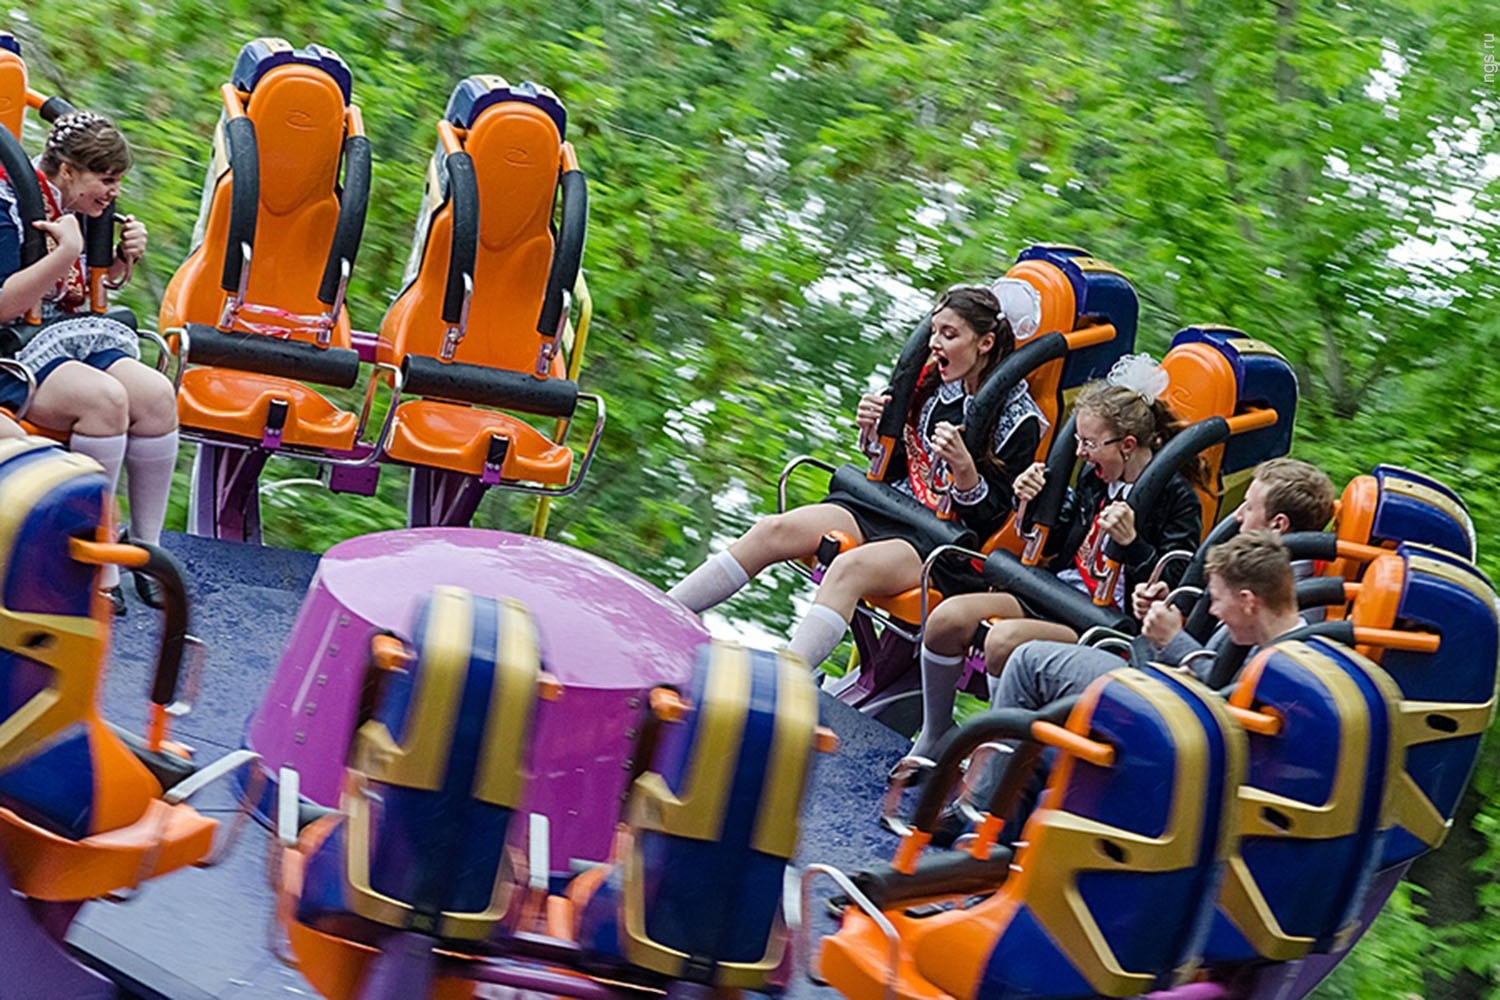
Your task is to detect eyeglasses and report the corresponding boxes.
[1077,435,1125,453]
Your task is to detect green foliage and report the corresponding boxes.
[9,1,1500,990]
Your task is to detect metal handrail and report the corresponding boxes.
[778,454,837,513]
[919,542,986,632]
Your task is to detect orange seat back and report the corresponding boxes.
[0,35,25,139]
[1160,341,1241,531]
[160,41,354,346]
[379,82,568,375]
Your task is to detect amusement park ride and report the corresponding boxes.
[0,33,1495,1000]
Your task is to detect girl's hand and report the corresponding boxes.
[931,421,976,484]
[1098,500,1137,545]
[34,216,83,257]
[1013,461,1046,502]
[855,393,889,436]
[116,214,147,262]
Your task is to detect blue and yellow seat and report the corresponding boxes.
[375,76,596,528]
[1340,545,1497,864]
[1202,638,1399,964]
[0,440,217,901]
[570,641,823,990]
[284,586,553,999]
[819,665,1243,999]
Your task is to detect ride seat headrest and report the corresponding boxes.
[232,37,352,103]
[445,75,567,138]
[464,104,563,251]
[1160,341,1240,424]
[242,63,347,219]
[0,35,24,141]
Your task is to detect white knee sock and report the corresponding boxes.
[785,603,849,671]
[124,429,179,546]
[70,431,127,589]
[912,647,966,758]
[667,550,750,613]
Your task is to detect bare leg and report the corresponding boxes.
[921,592,1025,658]
[811,538,923,621]
[786,538,923,670]
[984,619,1079,676]
[727,503,863,577]
[670,503,863,613]
[26,362,129,437]
[105,358,178,436]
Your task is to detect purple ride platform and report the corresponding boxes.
[245,527,707,869]
[69,529,908,999]
[62,531,1388,999]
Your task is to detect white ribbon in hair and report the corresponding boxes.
[990,277,1041,341]
[1106,353,1170,403]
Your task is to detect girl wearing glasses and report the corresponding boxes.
[0,111,179,614]
[907,357,1202,759]
[669,285,1046,671]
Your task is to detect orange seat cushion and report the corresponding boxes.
[179,368,357,451]
[0,798,216,901]
[384,399,572,484]
[866,588,943,625]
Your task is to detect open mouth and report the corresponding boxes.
[932,352,950,375]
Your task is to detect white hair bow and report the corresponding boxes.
[1106,353,1169,403]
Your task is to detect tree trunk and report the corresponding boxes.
[1405,781,1494,998]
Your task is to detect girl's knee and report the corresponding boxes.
[71,376,130,435]
[924,599,978,655]
[983,625,1027,676]
[123,369,179,433]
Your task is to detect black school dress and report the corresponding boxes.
[824,378,1045,593]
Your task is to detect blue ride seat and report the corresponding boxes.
[574,641,822,990]
[819,665,1244,999]
[292,586,547,952]
[1202,637,1399,964]
[1333,465,1475,568]
[0,440,218,900]
[1345,545,1498,864]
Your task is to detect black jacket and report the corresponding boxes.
[1046,465,1203,598]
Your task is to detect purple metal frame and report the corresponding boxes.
[246,527,706,869]
[189,441,268,544]
[406,466,488,528]
[822,615,924,734]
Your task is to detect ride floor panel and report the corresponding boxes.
[71,531,906,999]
